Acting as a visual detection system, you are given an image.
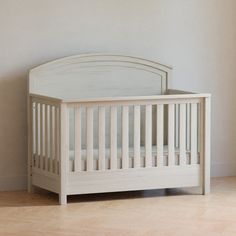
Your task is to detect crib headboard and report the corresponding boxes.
[29,54,172,100]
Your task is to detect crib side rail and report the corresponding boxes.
[28,94,62,179]
[61,94,210,178]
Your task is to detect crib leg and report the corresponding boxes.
[202,96,211,195]
[202,175,210,195]
[59,193,67,205]
[27,171,35,193]
[203,183,210,195]
[28,184,35,193]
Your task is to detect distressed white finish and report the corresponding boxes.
[74,107,82,172]
[133,106,141,168]
[145,104,152,167]
[86,107,94,171]
[122,106,129,169]
[98,107,106,170]
[110,106,117,170]
[179,103,187,165]
[29,54,170,100]
[157,104,164,166]
[191,103,198,164]
[28,54,211,204]
[168,104,175,166]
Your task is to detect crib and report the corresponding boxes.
[27,54,211,204]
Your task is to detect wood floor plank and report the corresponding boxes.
[0,177,236,236]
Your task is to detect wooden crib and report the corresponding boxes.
[27,54,211,204]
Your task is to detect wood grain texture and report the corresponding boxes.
[98,106,106,170]
[28,55,211,206]
[29,54,171,100]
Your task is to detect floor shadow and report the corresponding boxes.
[67,187,201,204]
[0,186,201,207]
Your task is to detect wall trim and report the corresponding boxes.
[0,175,27,191]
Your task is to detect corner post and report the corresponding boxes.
[60,103,68,204]
[27,94,33,193]
[203,96,211,194]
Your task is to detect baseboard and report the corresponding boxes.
[211,162,236,177]
[0,175,27,191]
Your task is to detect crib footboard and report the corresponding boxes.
[28,94,62,195]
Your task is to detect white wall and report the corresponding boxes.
[0,0,236,190]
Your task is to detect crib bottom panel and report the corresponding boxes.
[67,165,201,195]
[32,171,60,194]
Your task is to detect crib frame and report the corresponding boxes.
[27,54,211,204]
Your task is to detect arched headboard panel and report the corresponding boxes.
[29,54,172,99]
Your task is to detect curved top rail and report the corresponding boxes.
[29,54,172,100]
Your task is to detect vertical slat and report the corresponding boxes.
[122,106,129,169]
[191,103,198,164]
[179,103,187,165]
[45,105,49,171]
[35,102,39,168]
[168,104,175,166]
[55,107,59,174]
[175,104,179,148]
[32,103,36,167]
[99,106,106,170]
[86,107,94,171]
[39,103,44,169]
[40,104,44,169]
[157,104,164,166]
[186,103,191,151]
[197,103,201,157]
[145,105,152,167]
[75,106,82,172]
[134,105,140,168]
[50,106,54,172]
[110,106,117,170]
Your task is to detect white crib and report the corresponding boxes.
[27,54,211,204]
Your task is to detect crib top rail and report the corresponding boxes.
[29,89,210,107]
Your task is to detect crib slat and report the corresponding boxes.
[180,103,187,165]
[55,107,59,174]
[40,104,44,169]
[134,105,141,168]
[99,107,106,170]
[168,104,175,166]
[86,107,94,171]
[35,103,39,168]
[175,104,179,148]
[75,107,82,172]
[191,103,198,164]
[157,104,164,166]
[110,106,117,170]
[122,106,129,169]
[186,103,191,151]
[145,105,152,167]
[50,106,54,173]
[45,105,49,171]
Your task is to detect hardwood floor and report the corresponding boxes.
[1,177,236,235]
